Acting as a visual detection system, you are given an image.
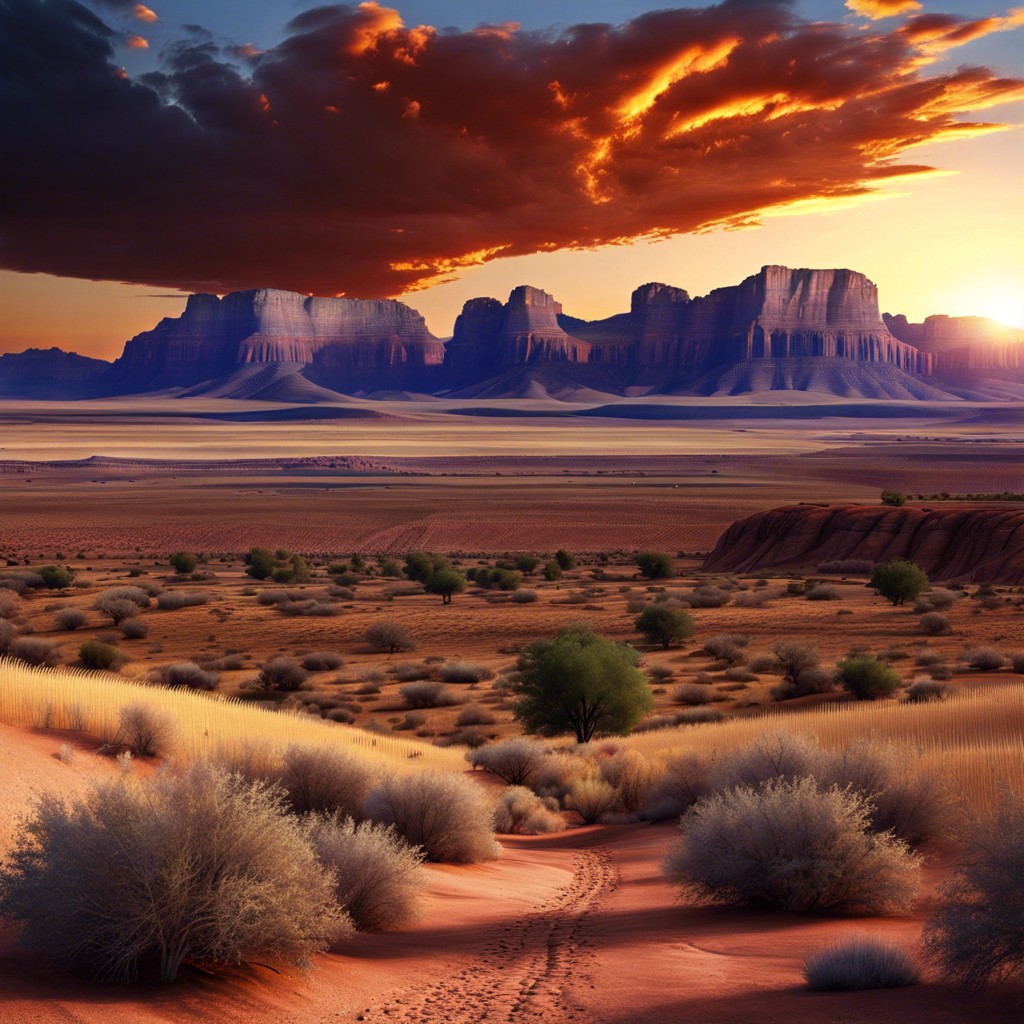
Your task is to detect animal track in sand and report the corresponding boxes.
[360,848,618,1023]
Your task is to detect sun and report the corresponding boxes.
[983,293,1024,327]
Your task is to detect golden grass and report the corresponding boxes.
[625,685,1024,815]
[0,658,464,773]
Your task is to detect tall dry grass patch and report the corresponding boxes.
[0,658,463,773]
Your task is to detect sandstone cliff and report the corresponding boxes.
[885,313,1024,378]
[703,504,1024,583]
[0,347,110,398]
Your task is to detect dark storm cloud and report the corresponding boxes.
[1,0,1021,297]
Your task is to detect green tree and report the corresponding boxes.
[880,490,907,507]
[870,559,929,606]
[514,554,540,575]
[635,605,694,649]
[837,655,902,700]
[169,551,197,575]
[245,547,276,580]
[636,551,674,580]
[510,627,651,743]
[425,568,467,605]
[543,560,563,581]
[404,551,451,583]
[554,549,575,571]
[37,565,74,589]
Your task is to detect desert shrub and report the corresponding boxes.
[925,588,959,611]
[438,662,494,684]
[962,646,1005,671]
[771,640,819,686]
[554,549,575,571]
[0,592,21,620]
[685,585,730,609]
[671,683,713,706]
[665,778,919,914]
[711,731,820,792]
[168,551,197,574]
[98,586,150,609]
[723,667,757,683]
[305,815,425,931]
[279,744,375,818]
[906,678,955,702]
[38,565,75,590]
[365,620,416,653]
[566,778,618,825]
[492,787,565,835]
[530,752,592,803]
[817,558,875,575]
[510,626,651,743]
[509,588,537,605]
[118,703,174,757]
[870,559,929,607]
[156,661,217,690]
[733,591,774,608]
[919,612,951,635]
[676,707,726,725]
[467,738,548,785]
[9,637,59,667]
[257,656,309,691]
[391,662,433,682]
[364,771,500,863]
[79,640,127,672]
[155,590,209,611]
[804,935,919,991]
[880,490,907,507]
[543,560,563,581]
[806,584,840,601]
[301,651,345,672]
[924,793,1024,990]
[837,655,902,701]
[640,753,714,822]
[399,680,455,708]
[326,708,356,724]
[0,620,19,655]
[455,703,496,727]
[54,608,87,631]
[635,605,694,649]
[275,599,336,617]
[118,617,147,640]
[702,634,749,663]
[599,749,655,813]
[95,598,138,625]
[636,551,674,580]
[0,764,346,982]
[1012,652,1024,674]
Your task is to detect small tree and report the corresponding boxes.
[772,640,820,689]
[554,549,575,571]
[636,551,674,580]
[365,620,416,653]
[510,627,651,743]
[425,568,467,605]
[404,551,450,583]
[38,565,74,590]
[244,547,276,580]
[881,490,907,507]
[514,555,540,575]
[837,655,901,700]
[543,560,563,581]
[79,640,127,672]
[168,551,197,575]
[870,559,929,607]
[635,605,694,648]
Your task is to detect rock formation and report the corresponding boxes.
[0,347,110,398]
[703,504,1024,583]
[885,313,1024,379]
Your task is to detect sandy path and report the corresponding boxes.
[361,848,618,1023]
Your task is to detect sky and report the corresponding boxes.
[0,0,1021,359]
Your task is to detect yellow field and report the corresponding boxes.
[0,658,464,773]
[625,684,1024,815]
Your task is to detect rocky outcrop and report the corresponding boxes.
[0,347,110,397]
[885,313,1024,378]
[703,504,1024,583]
[104,288,443,393]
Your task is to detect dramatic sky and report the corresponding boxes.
[1,0,1022,358]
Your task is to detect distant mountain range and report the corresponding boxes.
[2,265,1022,402]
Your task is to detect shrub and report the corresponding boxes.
[671,683,713,706]
[438,662,494,684]
[599,748,654,813]
[156,590,210,610]
[257,656,309,691]
[301,651,345,672]
[466,739,548,785]
[702,634,749,663]
[95,598,138,625]
[38,565,75,590]
[1012,652,1024,674]
[837,655,902,701]
[97,586,150,609]
[771,640,819,687]
[880,490,907,507]
[279,744,375,818]
[1,620,21,656]
[543,561,563,581]
[168,551,197,574]
[676,707,725,725]
[664,778,920,914]
[919,612,951,635]
[365,621,416,653]
[963,646,1005,671]
[391,662,433,682]
[492,787,564,835]
[511,589,538,604]
[686,585,730,609]
[636,551,674,580]
[118,617,147,640]
[156,661,217,690]
[554,549,575,571]
[117,703,174,757]
[364,771,500,863]
[817,559,876,575]
[804,935,919,991]
[54,608,87,631]
[306,815,426,931]
[924,793,1024,990]
[806,584,840,601]
[635,605,694,648]
[640,753,713,822]
[510,627,651,743]
[79,640,127,672]
[906,678,954,702]
[870,559,929,607]
[9,637,59,667]
[711,731,820,792]
[456,703,496,727]
[566,778,618,825]
[0,764,347,982]
[926,588,959,611]
[399,680,455,708]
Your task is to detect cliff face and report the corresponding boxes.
[0,348,110,397]
[703,504,1024,583]
[885,313,1024,377]
[105,288,443,393]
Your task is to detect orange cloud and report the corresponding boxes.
[125,33,148,49]
[901,7,1024,52]
[846,0,921,19]
[133,4,157,23]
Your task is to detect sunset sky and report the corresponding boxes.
[1,0,1021,359]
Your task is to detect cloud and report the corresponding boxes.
[133,4,157,22]
[1,0,1022,299]
[125,32,148,48]
[846,0,921,19]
